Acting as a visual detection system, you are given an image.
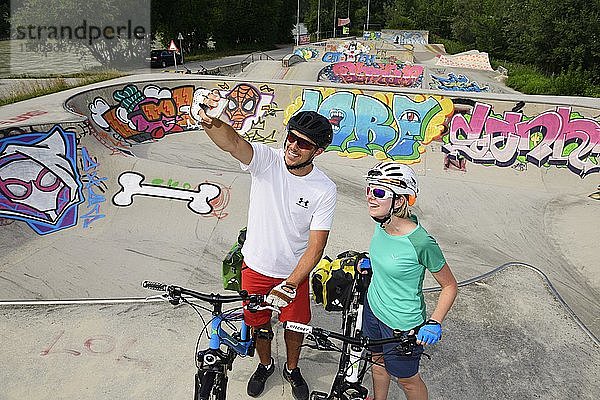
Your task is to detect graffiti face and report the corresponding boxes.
[0,126,82,234]
[0,159,65,214]
[128,98,180,139]
[225,84,261,129]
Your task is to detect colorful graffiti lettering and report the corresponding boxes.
[322,52,376,65]
[430,73,489,92]
[79,147,106,228]
[318,62,424,88]
[362,31,382,40]
[293,47,319,60]
[389,31,427,45]
[0,125,83,234]
[443,103,600,177]
[289,89,452,162]
[89,83,275,144]
[322,41,371,64]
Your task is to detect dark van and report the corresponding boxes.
[150,50,182,68]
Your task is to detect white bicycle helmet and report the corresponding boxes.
[365,162,419,197]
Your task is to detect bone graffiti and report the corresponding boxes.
[151,176,232,219]
[112,171,221,214]
[0,125,84,234]
[79,147,106,228]
[291,88,452,162]
[442,102,600,177]
[89,83,275,143]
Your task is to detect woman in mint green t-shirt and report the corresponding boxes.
[362,162,458,400]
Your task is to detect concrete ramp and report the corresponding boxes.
[1,72,599,399]
[435,50,495,71]
[1,265,598,400]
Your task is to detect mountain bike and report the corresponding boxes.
[142,280,268,400]
[305,257,374,400]
[284,318,419,400]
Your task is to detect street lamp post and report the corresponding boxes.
[296,0,300,46]
[333,0,337,38]
[366,0,371,30]
[317,0,321,41]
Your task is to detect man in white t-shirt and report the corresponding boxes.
[193,90,336,400]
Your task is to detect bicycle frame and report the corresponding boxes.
[142,281,263,400]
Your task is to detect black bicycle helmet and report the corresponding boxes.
[287,111,333,149]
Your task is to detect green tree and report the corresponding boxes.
[0,0,9,39]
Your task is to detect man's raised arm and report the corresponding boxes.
[191,89,253,165]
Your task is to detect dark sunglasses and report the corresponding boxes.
[365,186,394,199]
[287,130,317,150]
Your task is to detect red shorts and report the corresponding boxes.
[242,263,311,327]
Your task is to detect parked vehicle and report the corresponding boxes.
[149,49,182,68]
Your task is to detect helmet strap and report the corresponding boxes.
[286,158,313,170]
[284,141,316,171]
[370,194,397,227]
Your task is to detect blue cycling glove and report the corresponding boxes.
[417,319,442,345]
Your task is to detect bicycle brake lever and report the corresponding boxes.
[144,293,169,302]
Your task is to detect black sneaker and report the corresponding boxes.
[283,364,309,400]
[247,358,275,397]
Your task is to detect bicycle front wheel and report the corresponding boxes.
[213,373,228,400]
[194,370,215,400]
[194,370,229,400]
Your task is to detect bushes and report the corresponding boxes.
[502,62,600,97]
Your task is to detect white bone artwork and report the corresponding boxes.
[112,172,221,214]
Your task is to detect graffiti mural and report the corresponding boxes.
[293,48,319,61]
[430,73,489,92]
[322,41,372,64]
[79,147,107,228]
[362,31,382,40]
[151,176,232,219]
[385,31,428,45]
[89,83,275,144]
[0,125,83,234]
[0,110,49,127]
[112,171,223,215]
[443,103,600,177]
[318,62,424,88]
[288,88,452,162]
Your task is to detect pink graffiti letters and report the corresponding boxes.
[329,62,424,88]
[40,330,149,367]
[444,103,600,177]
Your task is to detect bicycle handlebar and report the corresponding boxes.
[142,280,265,307]
[284,321,413,348]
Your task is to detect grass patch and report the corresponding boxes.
[497,61,600,97]
[0,69,125,106]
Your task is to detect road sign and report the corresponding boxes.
[177,32,183,40]
[168,40,178,52]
